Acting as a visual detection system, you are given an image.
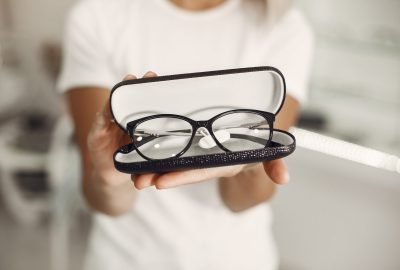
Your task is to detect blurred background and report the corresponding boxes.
[0,0,399,270]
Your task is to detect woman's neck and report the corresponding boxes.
[170,0,226,11]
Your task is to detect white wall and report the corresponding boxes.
[295,0,400,154]
[272,147,400,270]
[1,0,77,114]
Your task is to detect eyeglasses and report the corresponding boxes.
[126,109,275,161]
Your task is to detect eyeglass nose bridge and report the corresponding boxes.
[197,120,209,127]
[193,121,212,137]
[194,121,211,135]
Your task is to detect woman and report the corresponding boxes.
[58,0,314,269]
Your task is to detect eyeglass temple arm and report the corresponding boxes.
[131,128,274,148]
[131,120,269,137]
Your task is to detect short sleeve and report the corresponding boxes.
[268,9,315,104]
[57,1,116,93]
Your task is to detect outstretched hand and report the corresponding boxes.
[86,72,157,187]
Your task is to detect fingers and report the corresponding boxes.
[263,159,290,185]
[92,110,110,132]
[152,169,211,189]
[124,74,137,81]
[124,71,157,80]
[131,169,216,190]
[132,173,160,190]
[87,111,109,151]
[143,71,157,78]
[133,160,289,190]
[148,165,243,189]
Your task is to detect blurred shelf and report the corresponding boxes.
[305,79,400,151]
[316,31,400,59]
[309,81,400,108]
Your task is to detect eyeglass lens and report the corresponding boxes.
[133,117,193,159]
[211,112,271,151]
[133,112,271,160]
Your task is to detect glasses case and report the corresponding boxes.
[110,66,296,174]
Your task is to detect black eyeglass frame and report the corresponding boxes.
[126,109,275,161]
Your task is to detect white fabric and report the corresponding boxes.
[58,0,314,269]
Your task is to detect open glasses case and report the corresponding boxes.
[110,66,296,174]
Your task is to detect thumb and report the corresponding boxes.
[87,110,110,149]
[263,159,290,185]
[101,98,113,126]
[93,110,110,132]
[91,100,112,133]
[87,99,115,150]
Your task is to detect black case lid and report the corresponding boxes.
[110,66,286,131]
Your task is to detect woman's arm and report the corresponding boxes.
[218,95,300,212]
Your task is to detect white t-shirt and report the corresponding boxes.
[58,0,314,269]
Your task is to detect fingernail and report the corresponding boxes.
[143,71,157,77]
[124,74,136,80]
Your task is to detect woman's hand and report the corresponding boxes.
[87,95,131,186]
[87,72,158,186]
[87,75,133,186]
[133,159,289,190]
[71,72,158,215]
